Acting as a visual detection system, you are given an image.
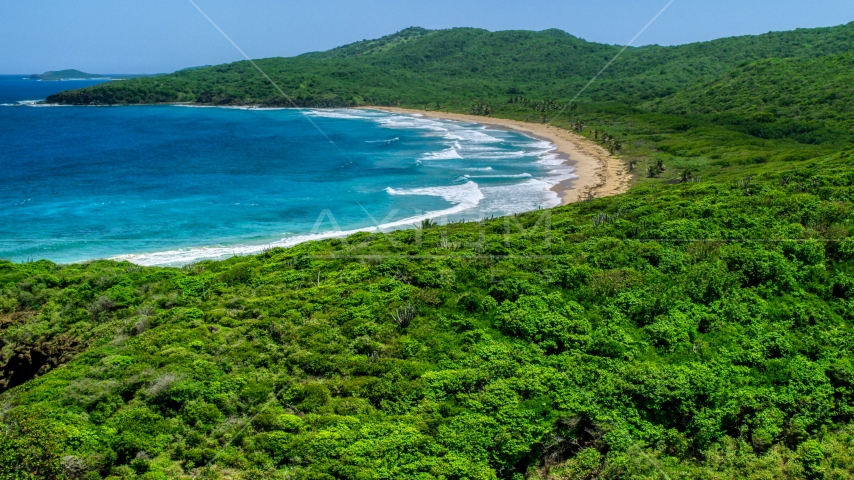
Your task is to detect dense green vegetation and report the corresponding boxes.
[4,20,854,480]
[46,23,854,108]
[5,142,854,479]
[648,52,854,144]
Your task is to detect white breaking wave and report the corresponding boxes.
[423,147,463,160]
[112,229,368,267]
[304,110,365,120]
[457,145,506,153]
[537,153,565,166]
[466,150,530,160]
[443,129,502,144]
[114,182,486,266]
[308,110,563,174]
[512,139,554,150]
[378,117,448,132]
[366,137,399,144]
[24,103,72,108]
[385,181,485,221]
[227,106,288,111]
[110,109,568,266]
[479,179,564,214]
[464,173,533,179]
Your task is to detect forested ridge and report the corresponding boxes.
[45,23,854,109]
[3,21,854,480]
[648,52,854,144]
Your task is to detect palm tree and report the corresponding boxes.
[647,166,658,178]
[627,159,637,172]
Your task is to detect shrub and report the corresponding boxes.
[497,294,588,351]
[644,310,695,351]
[297,383,331,412]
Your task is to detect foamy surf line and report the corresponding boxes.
[112,186,485,266]
[4,100,77,107]
[464,173,533,179]
[309,109,562,164]
[171,106,560,170]
[110,109,568,266]
[308,109,573,207]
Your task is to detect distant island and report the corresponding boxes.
[28,69,108,81]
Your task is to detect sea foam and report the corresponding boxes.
[423,147,463,160]
[366,137,400,144]
[479,179,562,213]
[121,109,565,266]
[114,182,487,266]
[82,108,565,266]
[385,181,485,222]
[465,173,533,179]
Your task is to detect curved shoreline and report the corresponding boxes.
[359,107,632,204]
[7,103,632,266]
[28,101,631,204]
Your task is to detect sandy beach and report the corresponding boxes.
[361,107,631,204]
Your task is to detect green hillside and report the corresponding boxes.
[299,27,436,59]
[4,21,854,480]
[46,23,854,108]
[4,142,854,479]
[648,52,854,143]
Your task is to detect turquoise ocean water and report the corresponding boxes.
[0,76,575,266]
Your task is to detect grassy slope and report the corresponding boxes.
[648,52,854,144]
[3,22,854,480]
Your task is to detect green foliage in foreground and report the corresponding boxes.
[12,18,854,480]
[4,139,854,478]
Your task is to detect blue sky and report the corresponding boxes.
[1,0,853,74]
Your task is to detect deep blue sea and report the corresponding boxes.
[0,76,575,266]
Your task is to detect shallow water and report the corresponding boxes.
[0,76,575,266]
